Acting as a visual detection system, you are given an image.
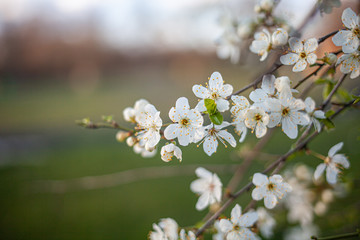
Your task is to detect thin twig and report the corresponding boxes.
[321,74,347,109]
[318,30,339,44]
[294,64,325,89]
[311,229,360,240]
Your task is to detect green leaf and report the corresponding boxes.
[204,99,217,115]
[315,78,333,85]
[102,115,114,123]
[209,112,223,125]
[336,88,353,102]
[322,83,333,100]
[352,94,360,104]
[325,110,335,118]
[320,118,335,131]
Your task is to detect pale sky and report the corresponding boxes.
[0,0,315,51]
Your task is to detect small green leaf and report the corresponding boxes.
[204,99,217,115]
[209,112,223,125]
[322,83,333,100]
[320,118,335,131]
[102,115,114,123]
[336,88,353,102]
[352,94,360,104]
[315,78,333,85]
[325,110,335,118]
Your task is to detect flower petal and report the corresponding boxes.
[261,74,276,95]
[307,53,317,65]
[219,219,233,233]
[196,191,210,210]
[164,124,180,140]
[190,179,208,194]
[304,97,315,113]
[282,117,298,139]
[332,154,350,168]
[328,142,343,157]
[326,166,338,184]
[239,211,258,227]
[342,7,358,29]
[264,194,278,209]
[203,136,218,156]
[209,72,224,92]
[292,59,307,72]
[289,37,303,53]
[255,122,267,138]
[314,163,326,180]
[280,53,299,65]
[253,173,269,186]
[231,204,242,224]
[195,99,207,112]
[304,38,318,53]
[252,186,266,200]
[175,97,190,117]
[249,89,268,103]
[219,84,233,98]
[192,84,210,99]
[218,130,237,147]
[216,98,230,112]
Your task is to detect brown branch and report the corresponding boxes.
[294,64,325,89]
[318,30,339,44]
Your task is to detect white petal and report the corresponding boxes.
[332,154,350,168]
[195,99,207,112]
[304,38,318,53]
[209,72,224,92]
[304,97,315,112]
[219,84,233,98]
[314,110,326,119]
[289,37,303,53]
[314,163,326,180]
[231,204,242,225]
[196,192,210,210]
[280,53,299,65]
[164,124,180,140]
[190,179,208,194]
[195,167,213,179]
[249,89,267,103]
[231,96,250,112]
[216,98,230,112]
[332,30,353,46]
[282,117,298,139]
[169,107,181,122]
[342,7,358,29]
[192,84,210,99]
[292,59,307,72]
[313,119,322,133]
[252,173,269,186]
[326,167,338,184]
[264,194,278,209]
[267,112,281,128]
[342,37,360,54]
[252,186,266,200]
[218,130,237,147]
[255,123,267,138]
[227,231,241,240]
[239,228,259,240]
[290,111,310,126]
[203,136,218,156]
[307,53,317,65]
[328,142,343,157]
[188,109,204,128]
[178,128,192,146]
[239,211,258,227]
[261,74,276,95]
[269,174,283,183]
[219,219,233,233]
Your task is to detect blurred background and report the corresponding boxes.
[0,0,359,239]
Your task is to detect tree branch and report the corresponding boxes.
[311,229,360,240]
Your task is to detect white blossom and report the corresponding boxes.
[216,29,241,64]
[133,143,157,158]
[244,106,269,138]
[123,99,149,123]
[213,221,225,240]
[252,173,292,209]
[161,143,182,162]
[219,204,259,240]
[231,95,250,142]
[190,167,222,211]
[250,28,288,61]
[336,50,360,79]
[179,229,196,240]
[284,225,318,240]
[304,97,326,132]
[254,0,275,13]
[265,95,310,139]
[280,37,318,72]
[193,72,233,112]
[249,74,276,110]
[149,218,178,240]
[198,122,236,156]
[314,142,350,184]
[257,207,276,238]
[136,104,162,150]
[164,97,204,146]
[332,8,360,53]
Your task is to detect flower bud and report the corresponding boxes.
[259,0,274,12]
[324,53,337,65]
[272,28,288,46]
[126,136,137,147]
[145,144,156,152]
[116,131,130,142]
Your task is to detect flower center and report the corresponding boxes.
[233,225,240,231]
[282,107,290,116]
[267,183,275,191]
[211,92,219,99]
[300,52,307,59]
[254,113,262,121]
[353,27,360,36]
[324,156,331,165]
[180,118,190,126]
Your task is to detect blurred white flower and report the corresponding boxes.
[314,142,350,184]
[284,225,318,240]
[213,220,225,240]
[332,8,360,53]
[193,72,233,113]
[280,37,318,72]
[133,142,157,158]
[190,167,222,211]
[216,29,241,64]
[149,218,178,240]
[179,229,196,240]
[219,204,259,240]
[198,122,236,156]
[160,143,182,162]
[164,97,204,146]
[304,97,326,133]
[257,207,276,238]
[252,173,292,209]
